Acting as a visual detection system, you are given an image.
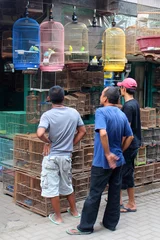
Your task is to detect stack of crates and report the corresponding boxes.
[14,171,69,216]
[154,162,160,182]
[82,71,103,87]
[140,108,156,128]
[64,95,78,110]
[14,134,43,175]
[144,163,155,184]
[134,165,145,186]
[72,92,91,116]
[146,145,157,164]
[72,172,91,201]
[81,124,94,147]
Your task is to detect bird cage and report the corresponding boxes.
[40,5,64,72]
[64,6,89,70]
[1,31,12,58]
[26,92,52,124]
[102,21,126,72]
[12,2,40,70]
[87,10,104,71]
[26,92,40,124]
[136,0,160,53]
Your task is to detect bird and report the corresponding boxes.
[80,46,85,51]
[69,45,73,52]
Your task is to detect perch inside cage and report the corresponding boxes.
[40,5,64,72]
[64,6,89,70]
[102,20,126,72]
[1,31,12,58]
[12,2,40,70]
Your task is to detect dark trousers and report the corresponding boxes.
[77,165,122,233]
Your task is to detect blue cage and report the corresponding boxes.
[13,17,40,70]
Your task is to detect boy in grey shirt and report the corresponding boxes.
[37,86,86,225]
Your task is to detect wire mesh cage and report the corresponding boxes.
[40,7,64,72]
[13,3,40,71]
[0,137,13,166]
[0,111,38,137]
[14,134,44,175]
[1,31,12,59]
[3,166,15,196]
[64,7,89,70]
[102,24,126,72]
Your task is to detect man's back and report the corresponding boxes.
[122,99,141,149]
[38,107,83,155]
[93,106,133,169]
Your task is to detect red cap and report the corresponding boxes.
[117,78,137,89]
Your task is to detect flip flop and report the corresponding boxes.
[123,207,137,213]
[48,214,62,225]
[66,228,92,235]
[120,206,137,213]
[67,208,81,218]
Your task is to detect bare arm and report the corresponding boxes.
[122,135,134,152]
[37,127,51,156]
[73,125,86,145]
[37,127,50,144]
[99,129,119,169]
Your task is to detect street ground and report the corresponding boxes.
[0,182,160,240]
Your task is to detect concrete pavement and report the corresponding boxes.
[0,182,160,240]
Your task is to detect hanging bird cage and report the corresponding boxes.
[1,31,12,58]
[12,2,40,70]
[102,20,126,72]
[88,10,104,71]
[40,5,64,72]
[64,6,89,70]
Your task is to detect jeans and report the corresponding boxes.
[77,165,122,233]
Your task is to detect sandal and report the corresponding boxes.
[67,208,81,218]
[48,214,62,225]
[66,228,92,235]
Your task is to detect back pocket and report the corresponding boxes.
[44,157,58,170]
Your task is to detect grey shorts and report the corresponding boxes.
[40,155,73,198]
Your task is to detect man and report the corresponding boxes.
[66,87,133,235]
[37,85,86,225]
[117,78,141,212]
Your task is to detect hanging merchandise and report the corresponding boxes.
[87,10,104,71]
[40,5,64,72]
[1,31,12,59]
[102,19,126,72]
[12,1,40,70]
[64,6,89,70]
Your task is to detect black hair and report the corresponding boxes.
[104,87,120,104]
[126,88,136,95]
[49,85,64,104]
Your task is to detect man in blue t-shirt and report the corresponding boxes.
[67,87,133,235]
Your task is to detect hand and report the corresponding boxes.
[42,143,51,156]
[105,153,119,169]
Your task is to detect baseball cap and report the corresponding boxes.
[117,78,137,89]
